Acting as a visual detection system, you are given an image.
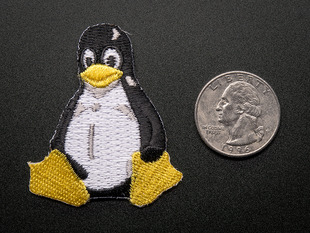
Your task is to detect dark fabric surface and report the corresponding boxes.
[1,1,309,232]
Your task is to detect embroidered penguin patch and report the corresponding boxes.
[28,23,183,207]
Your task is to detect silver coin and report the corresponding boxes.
[195,71,280,157]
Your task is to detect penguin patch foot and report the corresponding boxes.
[130,151,183,207]
[28,149,90,207]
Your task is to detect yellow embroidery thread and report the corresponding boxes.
[28,149,90,207]
[80,64,123,88]
[130,151,183,207]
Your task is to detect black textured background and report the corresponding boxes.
[1,1,309,232]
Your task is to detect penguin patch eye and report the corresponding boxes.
[82,49,96,68]
[101,47,122,69]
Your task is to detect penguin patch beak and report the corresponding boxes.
[80,64,123,88]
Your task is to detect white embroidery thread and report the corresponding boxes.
[111,28,120,40]
[125,76,136,87]
[64,81,140,190]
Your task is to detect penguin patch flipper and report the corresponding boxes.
[49,83,88,180]
[50,83,84,151]
[121,79,166,162]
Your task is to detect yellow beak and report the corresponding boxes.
[80,64,123,88]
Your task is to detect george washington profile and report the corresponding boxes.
[216,81,264,146]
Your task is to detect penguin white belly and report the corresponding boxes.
[64,82,140,190]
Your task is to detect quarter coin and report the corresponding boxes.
[195,71,280,157]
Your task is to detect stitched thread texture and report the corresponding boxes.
[80,64,123,88]
[64,81,140,190]
[28,149,90,207]
[29,23,182,207]
[130,151,182,206]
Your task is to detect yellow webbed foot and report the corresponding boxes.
[130,151,183,207]
[28,149,90,207]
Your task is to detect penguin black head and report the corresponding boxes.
[77,24,134,88]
